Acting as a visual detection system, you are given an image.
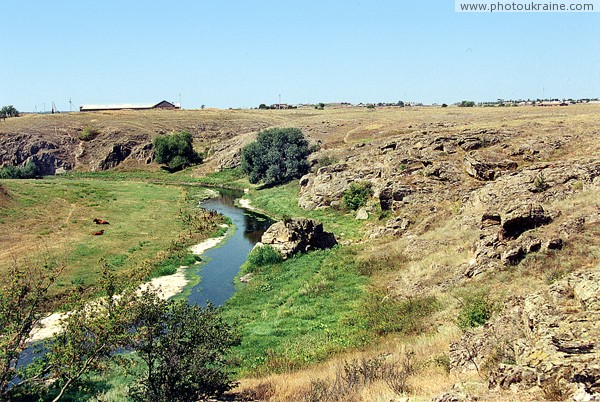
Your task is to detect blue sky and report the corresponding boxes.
[1,0,598,110]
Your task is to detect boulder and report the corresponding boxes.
[355,207,368,220]
[260,218,337,259]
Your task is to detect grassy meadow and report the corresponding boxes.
[0,178,222,308]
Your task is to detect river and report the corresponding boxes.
[188,188,273,306]
[16,188,272,373]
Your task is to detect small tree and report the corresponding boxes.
[0,260,64,400]
[153,131,202,172]
[459,100,475,108]
[0,160,38,179]
[129,298,240,402]
[241,127,310,186]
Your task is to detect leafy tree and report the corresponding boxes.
[241,127,310,186]
[1,261,240,402]
[0,105,19,120]
[153,131,202,172]
[457,292,495,329]
[0,259,64,400]
[128,297,240,402]
[459,100,475,107]
[258,103,268,110]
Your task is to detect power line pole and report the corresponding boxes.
[278,94,281,109]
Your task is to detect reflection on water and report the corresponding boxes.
[187,189,273,307]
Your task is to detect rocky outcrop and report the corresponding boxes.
[467,203,558,276]
[97,144,133,170]
[464,152,517,181]
[450,268,600,400]
[260,218,337,258]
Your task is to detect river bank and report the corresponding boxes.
[28,233,228,343]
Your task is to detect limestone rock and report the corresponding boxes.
[260,218,337,259]
[464,152,517,181]
[451,268,600,399]
[355,207,368,220]
[501,203,553,240]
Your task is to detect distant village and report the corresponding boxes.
[259,98,600,110]
[17,97,600,115]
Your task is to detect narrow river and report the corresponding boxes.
[17,188,272,372]
[188,188,273,307]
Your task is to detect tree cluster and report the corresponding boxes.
[153,131,202,172]
[241,127,310,186]
[0,105,19,120]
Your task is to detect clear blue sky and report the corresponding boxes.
[1,0,598,110]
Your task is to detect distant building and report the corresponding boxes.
[538,101,566,107]
[80,100,180,112]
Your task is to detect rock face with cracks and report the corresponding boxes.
[450,268,600,400]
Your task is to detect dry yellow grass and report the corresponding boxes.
[2,104,599,400]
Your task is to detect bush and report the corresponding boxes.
[241,127,310,186]
[78,127,100,141]
[245,245,283,272]
[457,292,495,329]
[0,160,38,179]
[153,131,202,172]
[342,182,372,211]
[129,300,241,402]
[314,155,337,171]
[459,100,476,107]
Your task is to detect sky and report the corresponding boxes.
[1,0,599,111]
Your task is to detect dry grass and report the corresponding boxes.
[236,325,465,401]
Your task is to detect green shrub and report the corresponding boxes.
[153,131,202,172]
[342,182,373,211]
[457,292,495,329]
[314,155,337,171]
[79,127,100,141]
[0,160,38,179]
[533,171,549,192]
[241,127,310,186]
[245,245,283,272]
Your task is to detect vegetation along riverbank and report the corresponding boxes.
[0,105,599,400]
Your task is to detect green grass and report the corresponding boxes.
[246,181,364,239]
[61,167,198,183]
[195,167,249,189]
[221,246,369,375]
[0,179,223,306]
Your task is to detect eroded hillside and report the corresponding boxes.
[1,105,599,400]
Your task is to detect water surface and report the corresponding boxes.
[187,189,273,307]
